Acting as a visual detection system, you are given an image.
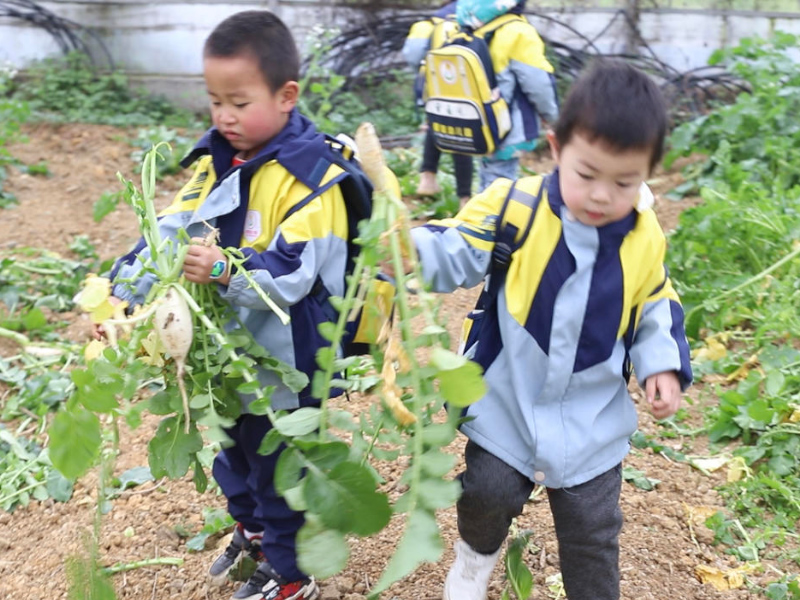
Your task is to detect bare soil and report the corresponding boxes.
[0,122,775,600]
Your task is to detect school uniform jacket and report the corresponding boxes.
[111,110,350,411]
[411,173,692,488]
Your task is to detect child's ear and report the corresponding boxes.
[278,81,299,112]
[546,129,560,162]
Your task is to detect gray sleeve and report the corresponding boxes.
[511,60,559,124]
[411,226,492,292]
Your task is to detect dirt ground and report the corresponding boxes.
[0,122,778,600]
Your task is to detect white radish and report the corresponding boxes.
[154,285,193,432]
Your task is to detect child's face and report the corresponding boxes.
[203,53,298,160]
[547,130,651,228]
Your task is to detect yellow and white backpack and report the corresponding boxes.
[423,14,521,156]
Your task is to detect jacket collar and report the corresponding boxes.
[180,109,330,191]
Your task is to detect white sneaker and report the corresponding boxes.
[443,539,502,600]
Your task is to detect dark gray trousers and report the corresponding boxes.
[456,440,623,600]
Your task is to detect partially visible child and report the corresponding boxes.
[402,1,474,206]
[455,0,559,190]
[406,60,692,600]
[102,10,370,600]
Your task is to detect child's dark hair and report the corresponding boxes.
[204,11,299,93]
[554,60,667,172]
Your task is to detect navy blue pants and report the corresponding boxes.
[457,440,623,600]
[213,413,306,582]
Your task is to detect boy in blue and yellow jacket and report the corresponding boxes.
[408,60,692,600]
[456,0,559,189]
[109,10,349,600]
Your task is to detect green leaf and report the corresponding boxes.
[416,478,462,511]
[116,466,153,490]
[296,516,350,579]
[303,461,391,536]
[369,509,443,597]
[506,531,534,600]
[48,405,101,480]
[274,407,321,436]
[622,466,660,491]
[147,417,203,479]
[275,448,304,494]
[438,363,486,407]
[21,307,48,332]
[46,469,74,502]
[258,428,285,456]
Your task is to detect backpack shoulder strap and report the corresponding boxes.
[485,174,548,301]
[281,135,372,226]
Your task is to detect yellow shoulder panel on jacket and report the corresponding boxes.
[160,155,217,216]
[249,161,348,248]
[407,18,436,41]
[490,19,554,74]
[505,176,561,326]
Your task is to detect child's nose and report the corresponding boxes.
[217,107,236,124]
[590,182,612,203]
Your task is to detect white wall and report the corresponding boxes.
[3,1,800,109]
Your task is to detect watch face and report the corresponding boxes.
[210,260,226,279]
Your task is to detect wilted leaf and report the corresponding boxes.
[695,564,752,590]
[691,336,727,361]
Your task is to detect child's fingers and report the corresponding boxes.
[645,376,657,406]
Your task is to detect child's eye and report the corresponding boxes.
[577,172,593,181]
[235,103,249,109]
[616,181,633,188]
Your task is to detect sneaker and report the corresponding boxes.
[260,577,319,600]
[232,561,276,600]
[208,523,263,587]
[442,539,501,600]
[234,561,319,600]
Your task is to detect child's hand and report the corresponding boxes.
[183,239,230,285]
[645,371,682,420]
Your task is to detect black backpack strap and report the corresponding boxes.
[480,175,548,307]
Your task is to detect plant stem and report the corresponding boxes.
[101,557,184,575]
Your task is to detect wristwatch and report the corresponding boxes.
[209,259,227,280]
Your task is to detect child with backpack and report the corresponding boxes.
[406,60,692,600]
[100,10,394,600]
[403,1,475,206]
[444,0,559,190]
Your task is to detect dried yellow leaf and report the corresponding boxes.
[725,353,760,383]
[689,456,730,473]
[84,339,107,362]
[683,503,721,528]
[139,330,165,367]
[695,564,754,590]
[788,405,800,423]
[691,336,727,361]
[726,456,750,483]
[382,386,417,426]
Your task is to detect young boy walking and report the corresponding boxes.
[454,0,560,190]
[106,10,362,600]
[407,60,693,600]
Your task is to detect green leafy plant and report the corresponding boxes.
[502,524,535,600]
[11,52,199,128]
[130,126,196,178]
[0,65,30,207]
